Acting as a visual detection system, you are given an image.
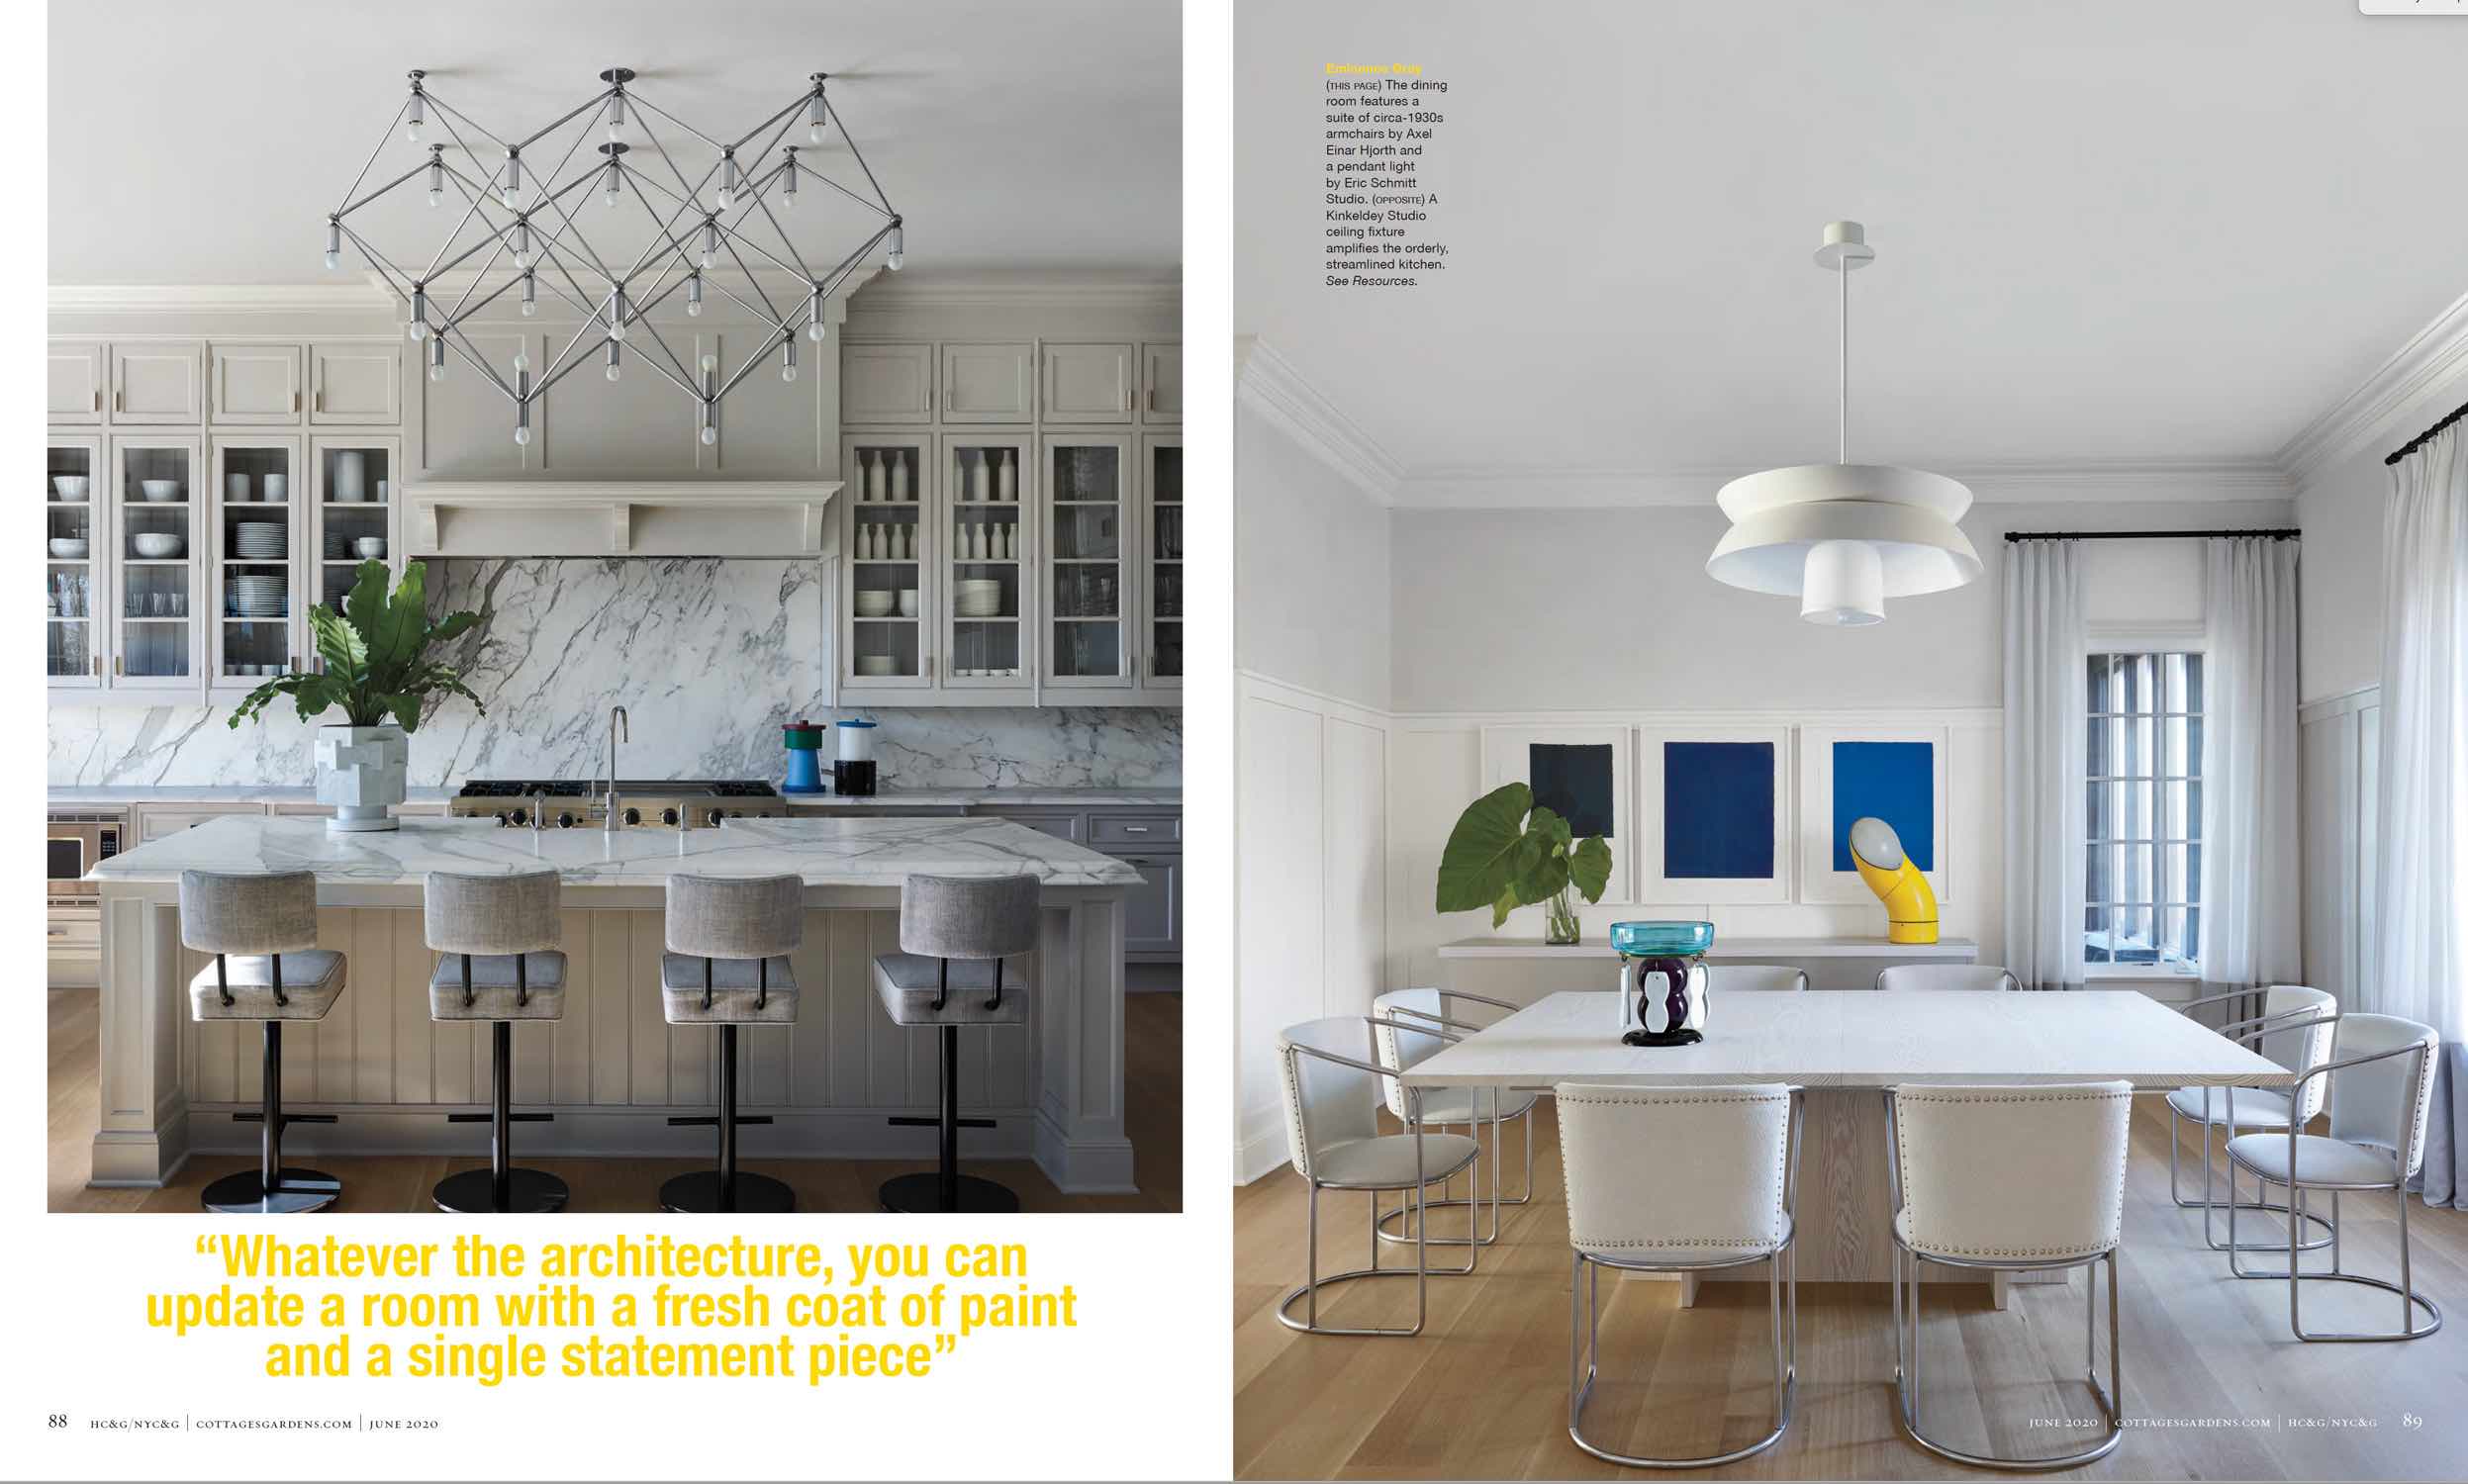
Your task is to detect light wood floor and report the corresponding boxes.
[47,984,1182,1214]
[1235,1100,2468,1480]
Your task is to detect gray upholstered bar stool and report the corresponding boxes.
[426,870,568,1214]
[874,874,1039,1213]
[180,870,347,1214]
[661,874,803,1213]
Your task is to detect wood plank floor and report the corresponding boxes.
[1235,1100,2468,1480]
[47,984,1182,1214]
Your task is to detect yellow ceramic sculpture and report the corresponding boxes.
[1849,816,1939,944]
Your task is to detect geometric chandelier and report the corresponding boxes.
[324,66,903,447]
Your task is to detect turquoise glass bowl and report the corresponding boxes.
[1609,920,1716,959]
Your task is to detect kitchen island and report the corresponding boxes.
[85,814,1145,1195]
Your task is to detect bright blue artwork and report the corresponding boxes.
[1663,741,1774,879]
[1832,741,1935,872]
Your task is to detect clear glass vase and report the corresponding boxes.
[1543,887,1581,945]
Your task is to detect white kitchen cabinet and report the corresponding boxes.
[310,342,402,425]
[210,343,304,424]
[1141,342,1182,422]
[698,330,826,475]
[309,435,401,617]
[842,341,935,425]
[48,342,106,424]
[1040,343,1136,424]
[839,432,936,693]
[47,433,109,692]
[414,330,531,477]
[937,431,1037,695]
[1118,850,1182,959]
[1040,432,1135,692]
[111,342,205,424]
[1137,432,1182,693]
[207,434,305,696]
[133,803,264,842]
[107,434,203,690]
[938,342,1036,423]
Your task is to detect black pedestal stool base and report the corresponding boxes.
[203,1166,341,1215]
[880,1171,1019,1214]
[661,1169,797,1213]
[434,1165,569,1214]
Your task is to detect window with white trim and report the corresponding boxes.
[2086,652,2202,971]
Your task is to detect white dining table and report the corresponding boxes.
[1402,989,2289,1299]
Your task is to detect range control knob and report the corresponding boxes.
[660,807,681,826]
[492,811,510,827]
[622,807,641,825]
[509,807,529,827]
[556,812,576,828]
[707,808,728,826]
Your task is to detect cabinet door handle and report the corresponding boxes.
[92,656,103,677]
[1147,388,1155,413]
[293,390,302,414]
[1120,824,1151,833]
[114,389,123,413]
[92,389,102,413]
[113,656,124,677]
[313,386,323,414]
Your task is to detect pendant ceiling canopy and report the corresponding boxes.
[1705,222,1980,626]
[323,65,905,448]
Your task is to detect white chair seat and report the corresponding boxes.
[2167,1085,2295,1128]
[659,953,798,1025]
[1578,1213,1794,1267]
[1406,1087,1538,1126]
[872,952,1030,1027]
[427,951,567,1021]
[187,950,345,1021]
[1310,1132,1480,1190]
[2226,1133,2401,1188]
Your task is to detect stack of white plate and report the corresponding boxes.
[229,575,285,617]
[325,531,349,559]
[954,578,1006,618]
[235,522,286,561]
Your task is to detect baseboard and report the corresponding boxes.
[1235,1103,1288,1185]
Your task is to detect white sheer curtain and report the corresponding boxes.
[2199,538,2303,994]
[2003,539,2086,990]
[2372,421,2468,1208]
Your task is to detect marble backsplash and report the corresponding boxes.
[46,559,1181,790]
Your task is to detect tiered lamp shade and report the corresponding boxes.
[1705,463,1982,626]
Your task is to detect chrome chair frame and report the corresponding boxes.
[1370,990,1536,1251]
[1885,1088,2125,1471]
[2224,1038,2443,1342]
[1276,1015,1483,1338]
[1566,1087,1803,1470]
[2167,994,2338,1253]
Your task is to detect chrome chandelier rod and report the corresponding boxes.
[325,66,905,446]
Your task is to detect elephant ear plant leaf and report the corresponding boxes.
[1435,783,1615,938]
[227,559,486,734]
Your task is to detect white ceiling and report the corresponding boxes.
[48,0,1180,285]
[1235,0,2468,479]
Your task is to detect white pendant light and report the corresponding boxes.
[1706,221,1980,625]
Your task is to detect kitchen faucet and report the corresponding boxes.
[600,705,629,831]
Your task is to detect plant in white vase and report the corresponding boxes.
[227,560,484,833]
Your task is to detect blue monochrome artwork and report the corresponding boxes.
[1662,741,1775,879]
[1529,742,1616,840]
[1831,740,1935,872]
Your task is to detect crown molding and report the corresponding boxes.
[1392,459,2292,510]
[1233,335,1402,502]
[847,272,1180,312]
[47,282,396,315]
[2276,287,2468,484]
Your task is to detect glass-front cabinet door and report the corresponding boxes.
[1139,433,1182,692]
[1041,432,1133,691]
[839,434,934,691]
[109,435,201,689]
[308,435,398,619]
[939,433,1033,689]
[46,435,107,691]
[209,436,303,696]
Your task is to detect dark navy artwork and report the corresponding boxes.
[1662,741,1774,879]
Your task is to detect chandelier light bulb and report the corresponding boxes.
[700,353,718,375]
[501,150,522,208]
[807,319,826,341]
[606,362,621,382]
[406,85,426,143]
[514,423,531,446]
[513,347,528,372]
[701,422,717,446]
[608,289,628,339]
[886,224,904,270]
[782,340,798,382]
[325,220,341,270]
[781,150,799,208]
[807,78,826,143]
[324,249,340,270]
[686,275,704,316]
[607,92,625,143]
[700,222,719,270]
[429,362,446,383]
[520,271,537,316]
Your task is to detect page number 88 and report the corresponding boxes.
[46,1415,65,1430]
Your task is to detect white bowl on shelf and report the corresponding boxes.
[131,533,184,559]
[51,476,88,502]
[139,479,181,502]
[954,578,1005,617]
[854,590,894,617]
[355,537,387,559]
[48,538,89,559]
[856,656,897,677]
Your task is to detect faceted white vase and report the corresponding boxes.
[316,724,409,832]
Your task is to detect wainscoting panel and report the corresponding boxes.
[2300,688,2381,1008]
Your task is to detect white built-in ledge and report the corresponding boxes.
[403,480,842,559]
[1438,935,1981,960]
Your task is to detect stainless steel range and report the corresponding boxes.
[448,780,788,829]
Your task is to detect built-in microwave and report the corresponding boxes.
[47,811,120,902]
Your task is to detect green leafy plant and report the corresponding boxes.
[226,560,486,733]
[1434,782,1615,933]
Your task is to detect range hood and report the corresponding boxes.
[402,480,843,558]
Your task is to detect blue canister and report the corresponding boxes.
[782,720,825,794]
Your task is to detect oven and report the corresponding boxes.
[47,810,122,987]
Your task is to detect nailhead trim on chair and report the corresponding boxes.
[1559,1086,1792,1253]
[1894,1086,2132,1258]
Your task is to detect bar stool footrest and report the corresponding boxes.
[446,1111,555,1124]
[887,1114,997,1130]
[232,1111,336,1126]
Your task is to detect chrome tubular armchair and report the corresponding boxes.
[1370,987,1537,1250]
[1275,1014,1483,1338]
[2225,1012,2442,1342]
[2167,987,2338,1253]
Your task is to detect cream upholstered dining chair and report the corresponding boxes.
[1369,986,1537,1249]
[1718,964,1809,992]
[1876,963,2020,991]
[2224,1012,2442,1342]
[1276,1014,1482,1337]
[1888,1081,2133,1469]
[2166,986,2337,1253]
[1560,1081,1802,1468]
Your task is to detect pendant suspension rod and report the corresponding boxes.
[332,158,432,223]
[500,93,616,227]
[333,95,416,216]
[726,88,811,155]
[1839,257,1849,465]
[825,96,895,215]
[793,153,897,220]
[623,298,706,393]
[434,321,520,402]
[748,164,818,282]
[513,84,621,155]
[419,87,511,154]
[624,92,727,152]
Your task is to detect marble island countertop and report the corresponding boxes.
[89,813,1144,889]
[47,784,1175,809]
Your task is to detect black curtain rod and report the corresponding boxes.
[2386,397,2468,466]
[2003,528,2300,543]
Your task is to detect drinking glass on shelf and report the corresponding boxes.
[169,591,186,617]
